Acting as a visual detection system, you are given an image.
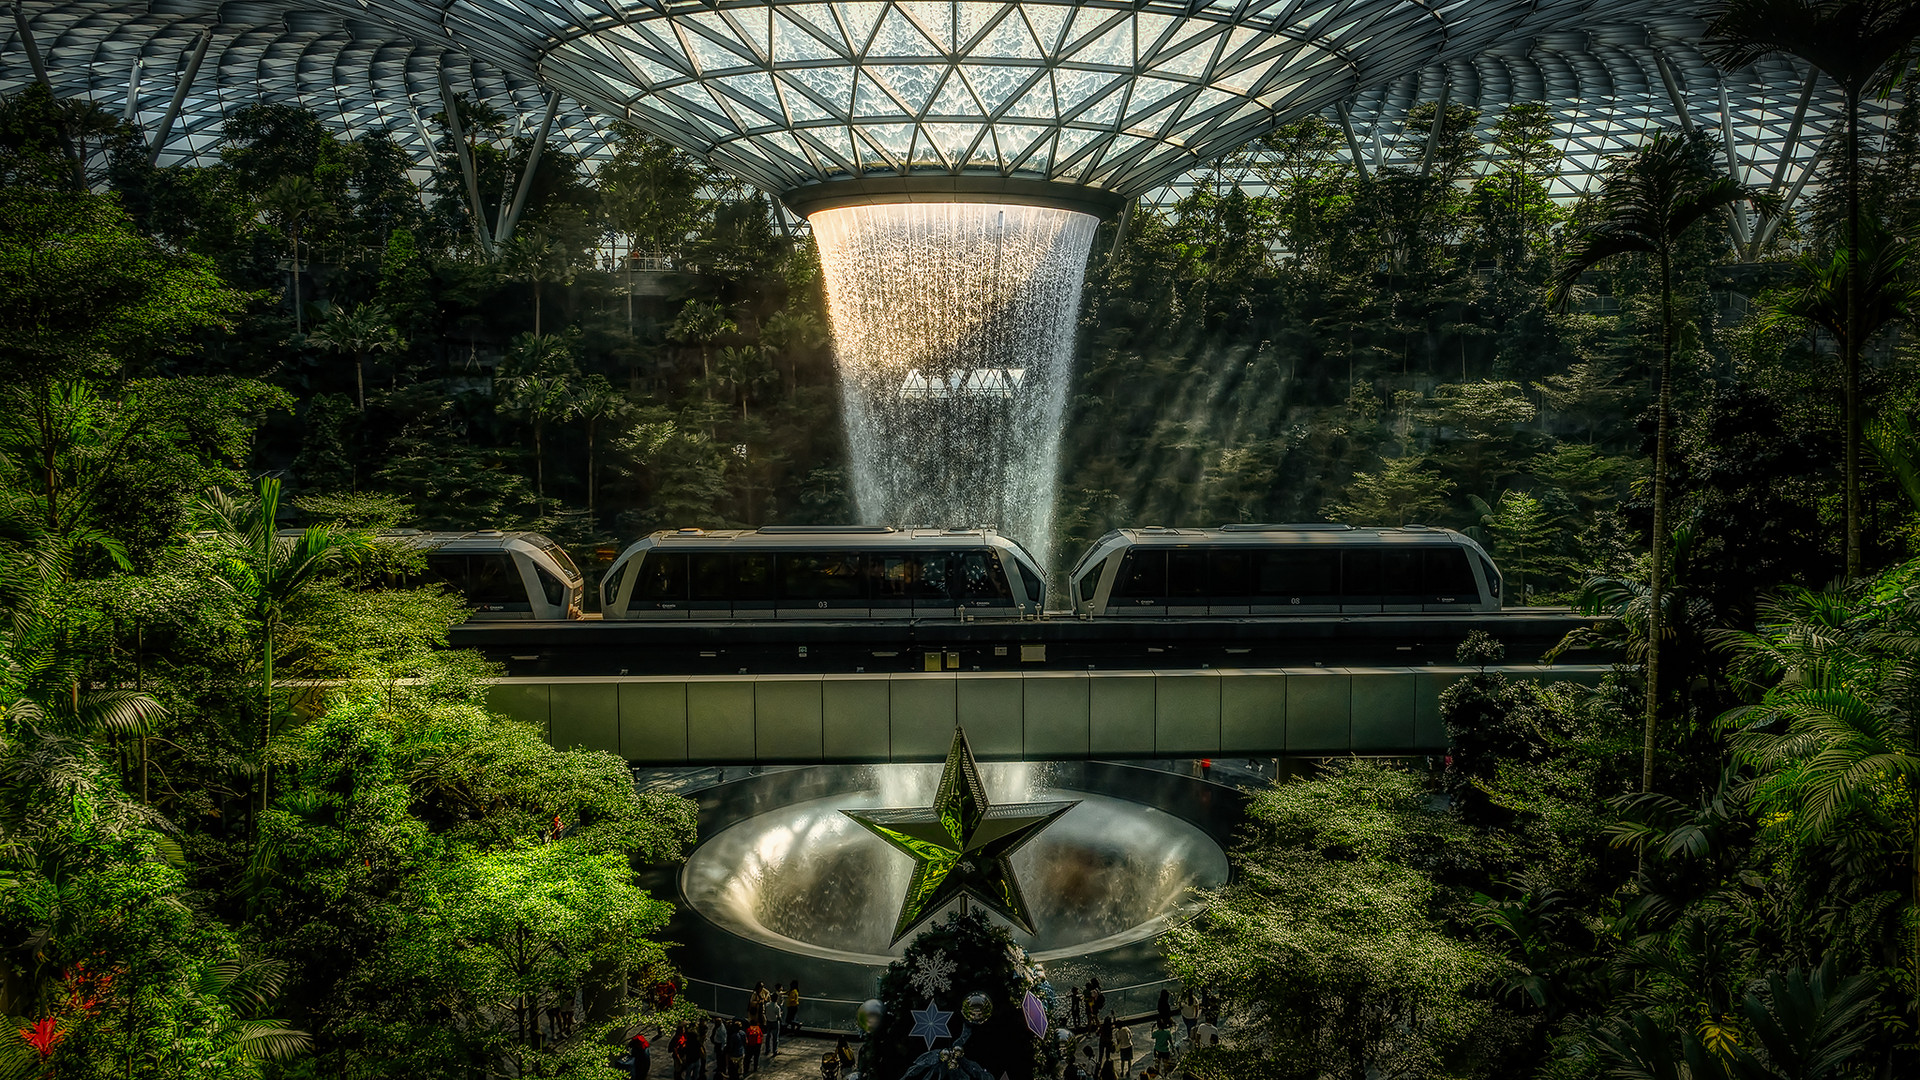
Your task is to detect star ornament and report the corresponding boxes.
[845,728,1078,944]
[910,999,954,1049]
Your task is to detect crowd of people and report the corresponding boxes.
[613,978,1223,1080]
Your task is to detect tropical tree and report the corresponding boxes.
[1706,0,1920,578]
[305,302,405,412]
[255,176,328,335]
[494,333,578,510]
[496,228,572,337]
[713,344,775,423]
[568,374,627,520]
[667,299,736,394]
[1717,570,1920,1015]
[191,476,372,818]
[1550,129,1753,793]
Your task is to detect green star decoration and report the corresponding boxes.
[845,728,1078,944]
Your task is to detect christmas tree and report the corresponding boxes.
[859,909,1061,1080]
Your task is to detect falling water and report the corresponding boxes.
[809,202,1099,556]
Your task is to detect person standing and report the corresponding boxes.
[834,1035,855,1076]
[1193,1017,1219,1053]
[761,985,779,1059]
[1087,979,1105,1024]
[669,1023,691,1080]
[725,1020,745,1080]
[785,980,802,1033]
[626,1030,652,1080]
[709,1017,728,1080]
[1179,991,1199,1040]
[1069,987,1083,1029]
[1155,990,1172,1029]
[1150,1022,1173,1072]
[692,1020,710,1080]
[1114,1023,1133,1076]
[749,982,770,1028]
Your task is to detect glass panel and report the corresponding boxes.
[691,554,732,600]
[1340,550,1379,599]
[873,554,917,601]
[780,552,867,600]
[1476,553,1502,603]
[1114,550,1166,599]
[536,566,567,608]
[917,551,958,603]
[1016,560,1045,608]
[734,555,773,601]
[637,552,689,601]
[534,540,580,577]
[1424,548,1477,598]
[957,550,1012,601]
[602,557,629,605]
[424,554,467,591]
[469,554,525,605]
[1257,550,1339,598]
[1209,549,1248,596]
[1168,549,1208,597]
[1381,550,1422,598]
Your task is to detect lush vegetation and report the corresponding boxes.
[6,3,1920,1074]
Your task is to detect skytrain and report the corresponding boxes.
[1067,524,1502,615]
[598,526,1048,619]
[408,523,1500,622]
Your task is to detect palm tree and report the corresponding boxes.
[1718,579,1920,1022]
[566,375,628,520]
[1549,129,1752,793]
[667,299,736,398]
[256,177,328,335]
[495,333,578,510]
[305,302,406,412]
[1705,0,1920,578]
[497,229,571,336]
[714,344,775,423]
[192,477,371,819]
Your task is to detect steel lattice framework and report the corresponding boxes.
[0,0,1864,214]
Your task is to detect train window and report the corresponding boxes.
[872,556,916,601]
[1114,551,1166,599]
[1475,552,1502,600]
[781,553,866,600]
[535,565,568,608]
[1015,560,1045,608]
[1257,550,1340,597]
[690,554,731,601]
[1339,550,1380,598]
[733,555,773,601]
[423,554,467,591]
[956,550,1012,601]
[535,539,581,579]
[1425,548,1477,598]
[1381,550,1423,598]
[1168,550,1209,597]
[918,552,958,603]
[1077,570,1097,603]
[636,552,688,601]
[1210,550,1249,596]
[469,555,524,605]
[602,557,629,605]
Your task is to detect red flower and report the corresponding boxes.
[21,1018,62,1058]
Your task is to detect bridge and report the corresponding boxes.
[489,662,1610,764]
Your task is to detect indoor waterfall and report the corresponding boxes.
[808,202,1098,557]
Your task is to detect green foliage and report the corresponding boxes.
[862,910,1057,1080]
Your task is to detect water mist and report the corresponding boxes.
[809,202,1097,556]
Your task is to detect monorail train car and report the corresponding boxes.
[1068,524,1502,615]
[385,530,585,620]
[600,526,1046,620]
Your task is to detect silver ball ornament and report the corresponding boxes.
[962,991,993,1023]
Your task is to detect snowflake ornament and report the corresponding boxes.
[909,950,957,997]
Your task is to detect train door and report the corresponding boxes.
[1166,548,1210,616]
[1105,549,1167,614]
[468,553,534,617]
[688,554,732,618]
[955,549,1015,614]
[730,554,776,618]
[630,551,690,618]
[777,551,870,617]
[1205,548,1251,616]
[1250,549,1340,613]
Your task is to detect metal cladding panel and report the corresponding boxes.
[487,681,550,732]
[957,676,1025,758]
[1022,673,1091,757]
[1350,668,1417,751]
[755,676,825,762]
[1219,671,1285,753]
[1154,670,1221,755]
[547,682,620,755]
[1088,672,1155,755]
[889,674,958,759]
[619,680,690,762]
[1285,669,1353,751]
[1415,668,1464,749]
[687,680,756,762]
[822,676,892,762]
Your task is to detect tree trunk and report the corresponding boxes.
[292,230,303,335]
[534,281,542,338]
[355,351,367,411]
[535,417,545,509]
[587,417,597,519]
[261,619,273,824]
[1644,251,1674,794]
[1845,89,1863,579]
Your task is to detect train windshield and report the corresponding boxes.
[534,539,581,579]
